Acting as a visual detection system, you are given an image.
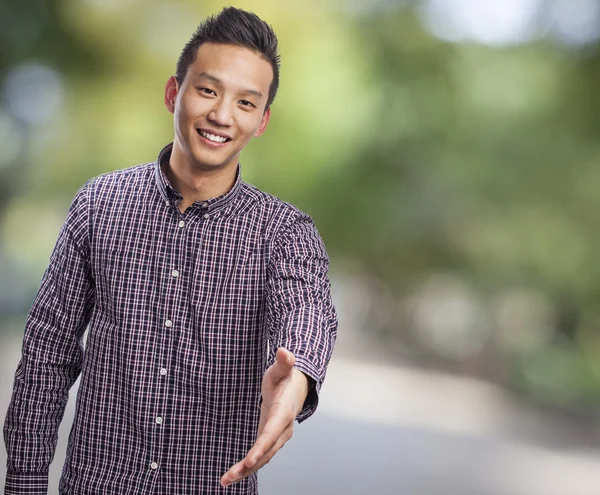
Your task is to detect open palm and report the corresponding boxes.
[220,348,308,487]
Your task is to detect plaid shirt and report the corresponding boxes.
[3,143,337,494]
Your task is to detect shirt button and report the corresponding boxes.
[155,417,163,425]
[172,269,179,278]
[150,462,158,470]
[178,220,185,228]
[165,200,170,206]
[203,214,209,219]
[160,368,167,376]
[165,320,173,328]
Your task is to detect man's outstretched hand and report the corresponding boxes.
[220,348,308,488]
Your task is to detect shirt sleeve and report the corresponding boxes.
[266,213,338,423]
[3,183,95,494]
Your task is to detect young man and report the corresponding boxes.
[3,7,337,494]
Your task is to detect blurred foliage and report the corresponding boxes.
[2,0,600,414]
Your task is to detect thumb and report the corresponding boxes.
[271,347,295,381]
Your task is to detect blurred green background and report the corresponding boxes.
[5,1,600,493]
[2,0,600,425]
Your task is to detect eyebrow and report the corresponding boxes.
[196,72,264,99]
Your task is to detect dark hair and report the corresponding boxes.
[175,7,281,110]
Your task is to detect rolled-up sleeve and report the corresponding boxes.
[3,183,95,494]
[266,213,338,423]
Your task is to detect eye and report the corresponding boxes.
[198,87,216,96]
[239,100,255,108]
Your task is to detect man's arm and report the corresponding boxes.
[3,183,95,495]
[221,213,338,487]
[264,213,338,420]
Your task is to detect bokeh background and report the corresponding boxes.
[2,0,600,493]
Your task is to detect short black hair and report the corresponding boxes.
[175,7,281,110]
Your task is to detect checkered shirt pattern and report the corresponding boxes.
[3,143,338,494]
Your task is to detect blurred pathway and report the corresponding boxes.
[2,333,600,494]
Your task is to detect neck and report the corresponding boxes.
[166,145,238,212]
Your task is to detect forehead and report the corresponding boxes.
[186,42,273,93]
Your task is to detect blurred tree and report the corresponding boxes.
[2,0,600,412]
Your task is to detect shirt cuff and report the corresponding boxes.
[5,471,49,494]
[292,357,322,423]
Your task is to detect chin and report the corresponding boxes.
[191,155,228,170]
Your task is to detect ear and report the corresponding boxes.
[254,107,271,137]
[164,76,179,114]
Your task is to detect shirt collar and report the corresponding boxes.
[154,142,243,213]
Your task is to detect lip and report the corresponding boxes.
[197,128,232,140]
[196,128,232,149]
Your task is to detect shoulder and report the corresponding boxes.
[239,182,326,257]
[240,181,312,233]
[66,162,157,229]
[85,162,155,199]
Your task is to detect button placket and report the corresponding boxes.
[150,202,187,476]
[153,208,188,464]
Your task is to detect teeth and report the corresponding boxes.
[199,130,228,143]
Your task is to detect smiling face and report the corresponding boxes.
[165,42,273,172]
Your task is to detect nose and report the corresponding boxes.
[208,99,233,127]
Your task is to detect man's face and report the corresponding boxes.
[165,42,273,171]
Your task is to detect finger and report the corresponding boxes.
[220,424,293,487]
[277,347,295,367]
[221,458,247,487]
[246,403,294,466]
[248,422,293,473]
[270,348,295,382]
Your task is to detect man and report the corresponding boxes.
[3,7,337,494]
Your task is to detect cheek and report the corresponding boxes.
[178,96,209,122]
[237,113,264,136]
